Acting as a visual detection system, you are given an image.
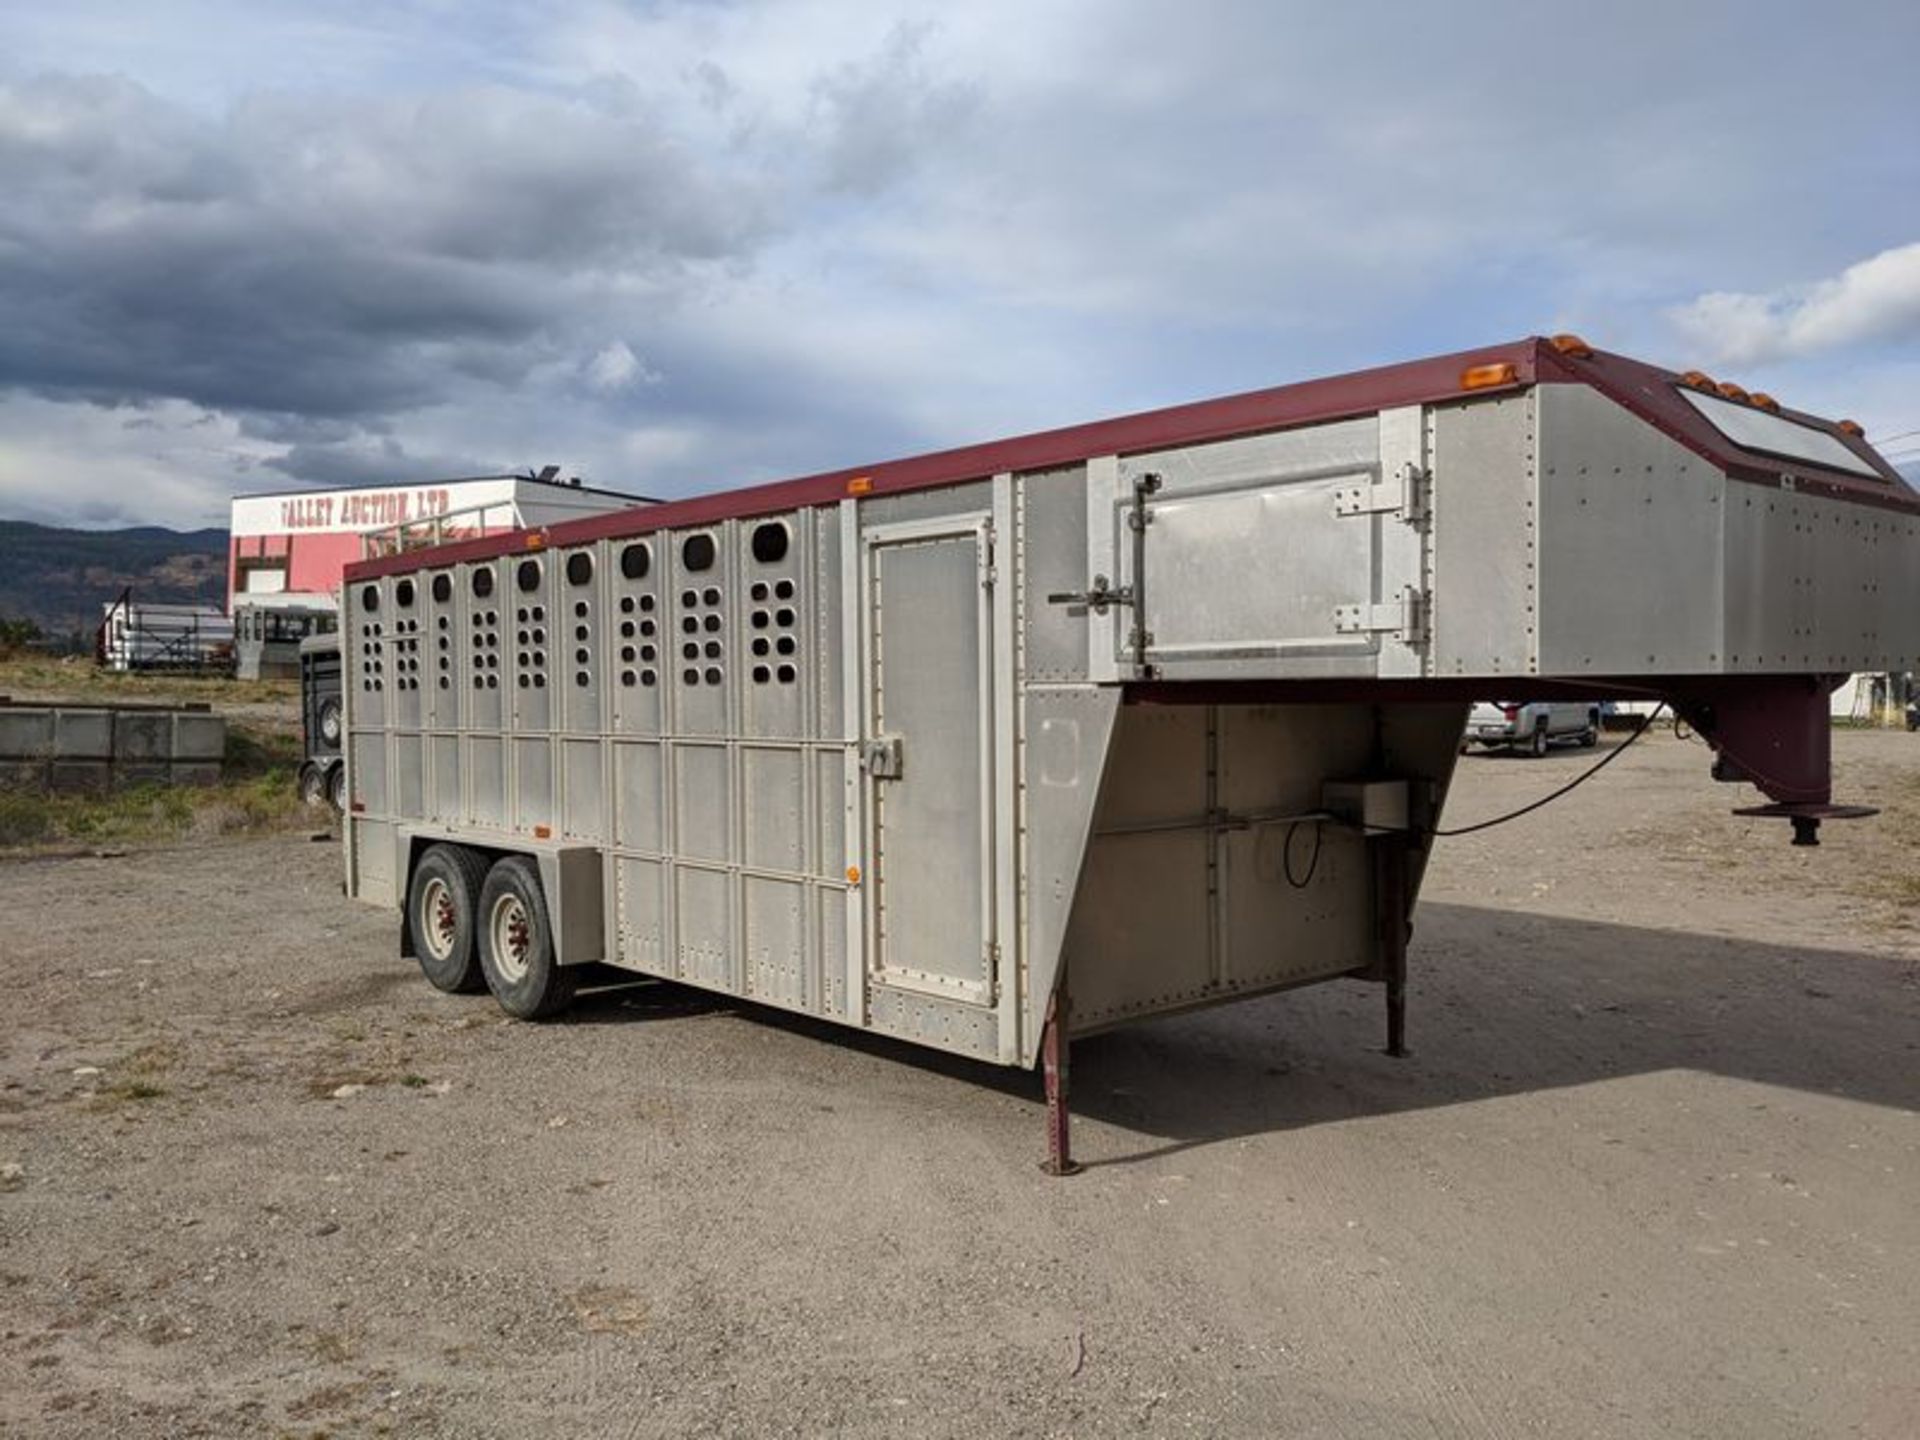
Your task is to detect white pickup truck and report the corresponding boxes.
[1465,700,1602,757]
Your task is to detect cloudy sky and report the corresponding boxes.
[1,1,1917,528]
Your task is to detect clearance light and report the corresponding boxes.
[1837,419,1864,438]
[1679,370,1717,391]
[847,476,874,496]
[1549,333,1593,358]
[845,864,862,885]
[1461,361,1519,390]
[1748,392,1779,412]
[1716,382,1751,403]
[350,801,365,814]
[525,531,547,550]
[533,824,552,839]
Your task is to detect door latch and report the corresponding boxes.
[861,735,905,780]
[1046,574,1134,615]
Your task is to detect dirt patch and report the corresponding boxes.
[0,731,1915,1436]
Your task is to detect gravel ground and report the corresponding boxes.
[1,727,1916,1437]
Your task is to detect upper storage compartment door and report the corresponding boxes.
[1087,411,1431,680]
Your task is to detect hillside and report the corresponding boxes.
[0,521,228,647]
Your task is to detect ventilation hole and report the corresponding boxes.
[680,589,697,608]
[752,638,770,657]
[750,521,790,564]
[473,568,494,598]
[438,615,449,630]
[575,671,590,687]
[516,559,542,593]
[681,617,698,634]
[640,620,656,638]
[774,579,795,601]
[639,594,655,612]
[753,665,771,684]
[574,601,589,619]
[750,582,770,602]
[640,645,656,663]
[683,669,700,685]
[532,606,544,622]
[518,675,530,688]
[620,542,651,580]
[703,667,722,685]
[474,677,485,690]
[775,607,795,627]
[621,646,636,663]
[682,534,716,571]
[776,664,796,684]
[533,674,546,688]
[620,670,636,687]
[533,628,546,645]
[488,675,499,688]
[575,625,589,642]
[574,648,589,665]
[619,596,635,614]
[566,552,593,586]
[775,635,796,656]
[534,651,546,668]
[517,630,529,646]
[701,587,721,606]
[361,584,380,612]
[487,610,499,625]
[620,621,636,638]
[751,611,769,630]
[432,573,452,603]
[517,608,528,623]
[704,640,722,659]
[395,579,415,607]
[703,614,722,633]
[642,670,657,687]
[682,642,699,660]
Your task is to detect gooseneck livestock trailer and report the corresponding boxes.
[338,337,1920,1171]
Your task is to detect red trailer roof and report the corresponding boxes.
[348,336,1916,580]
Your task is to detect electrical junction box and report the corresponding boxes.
[1322,779,1411,834]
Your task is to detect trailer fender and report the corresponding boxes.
[395,827,606,966]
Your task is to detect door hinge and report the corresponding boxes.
[1334,462,1430,523]
[860,735,905,779]
[1046,573,1132,614]
[1333,585,1429,645]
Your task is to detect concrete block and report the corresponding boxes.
[172,714,228,763]
[113,713,171,762]
[47,760,111,794]
[0,710,55,760]
[53,709,113,760]
[0,759,49,789]
[170,761,223,788]
[115,762,171,789]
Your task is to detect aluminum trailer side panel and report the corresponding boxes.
[339,339,1920,1077]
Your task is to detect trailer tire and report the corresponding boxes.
[318,697,343,748]
[326,762,347,814]
[477,856,577,1020]
[298,762,327,808]
[408,844,490,994]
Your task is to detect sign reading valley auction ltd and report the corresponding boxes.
[229,479,526,538]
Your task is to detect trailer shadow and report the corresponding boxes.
[557,902,1919,1170]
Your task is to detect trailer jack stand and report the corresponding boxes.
[1040,992,1083,1177]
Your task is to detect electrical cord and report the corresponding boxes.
[1282,819,1323,888]
[1430,702,1668,838]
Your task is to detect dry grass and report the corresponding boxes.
[0,655,295,709]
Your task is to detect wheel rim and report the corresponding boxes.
[419,877,458,962]
[490,892,532,983]
[300,770,324,805]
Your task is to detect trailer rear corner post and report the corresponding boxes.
[1376,831,1412,1059]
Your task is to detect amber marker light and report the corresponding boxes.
[1678,370,1717,391]
[533,824,552,839]
[1549,333,1593,358]
[1716,381,1751,403]
[1748,392,1780,412]
[847,476,874,495]
[525,531,547,550]
[1460,361,1519,390]
[845,864,862,885]
[1837,419,1865,437]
